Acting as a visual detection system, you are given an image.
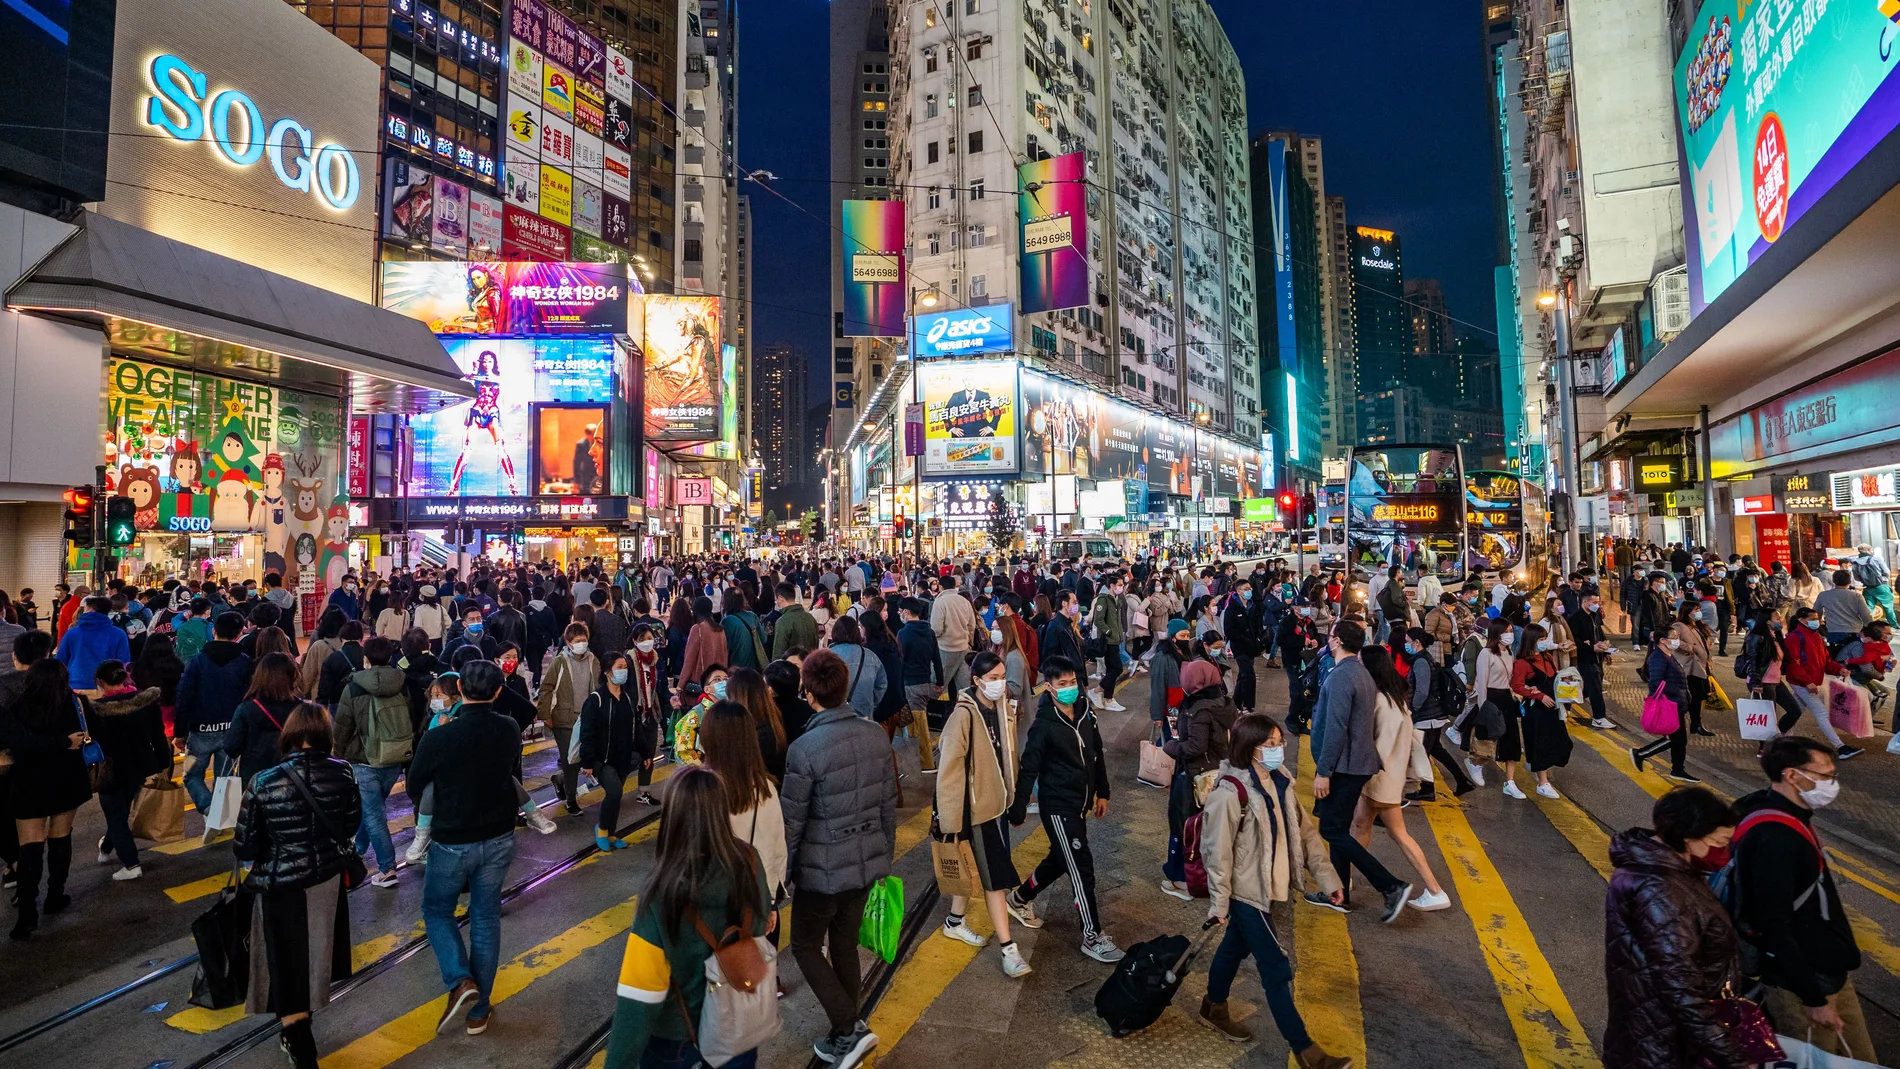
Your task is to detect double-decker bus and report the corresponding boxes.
[1465,469,1552,592]
[1343,444,1469,590]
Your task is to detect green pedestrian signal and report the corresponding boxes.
[105,496,138,547]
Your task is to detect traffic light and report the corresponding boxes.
[894,517,911,540]
[811,515,827,542]
[1278,490,1297,520]
[105,495,138,547]
[62,486,95,547]
[1301,492,1317,525]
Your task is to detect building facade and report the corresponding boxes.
[1347,225,1406,401]
[1251,131,1326,483]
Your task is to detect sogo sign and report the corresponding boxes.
[144,54,361,210]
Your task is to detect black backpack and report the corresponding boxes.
[1431,657,1469,716]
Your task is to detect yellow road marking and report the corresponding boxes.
[1290,738,1366,1069]
[1528,793,1616,881]
[1422,802,1601,1067]
[161,924,434,1034]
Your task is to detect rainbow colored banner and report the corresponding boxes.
[840,200,906,337]
[1018,152,1088,314]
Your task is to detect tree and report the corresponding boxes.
[985,491,1015,551]
[762,508,779,531]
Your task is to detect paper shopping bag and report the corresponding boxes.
[930,835,980,899]
[202,775,243,841]
[1735,698,1781,742]
[130,775,188,843]
[1137,740,1174,788]
[1764,1032,1882,1068]
[1553,667,1583,703]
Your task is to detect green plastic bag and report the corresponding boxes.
[858,875,903,963]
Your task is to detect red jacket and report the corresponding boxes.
[1783,625,1842,687]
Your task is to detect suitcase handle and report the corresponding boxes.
[1165,919,1225,984]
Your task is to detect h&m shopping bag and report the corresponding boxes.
[1735,697,1781,742]
[1762,1032,1881,1069]
[1826,679,1876,738]
[201,774,243,842]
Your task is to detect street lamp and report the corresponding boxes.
[1537,291,1558,309]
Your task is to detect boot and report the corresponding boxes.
[10,841,42,939]
[1198,997,1251,1042]
[43,836,72,914]
[1295,1043,1354,1069]
[279,1017,320,1069]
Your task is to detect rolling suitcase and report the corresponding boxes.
[1093,922,1220,1037]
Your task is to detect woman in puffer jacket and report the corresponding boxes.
[1196,713,1350,1069]
[232,703,363,1069]
[1603,786,1752,1069]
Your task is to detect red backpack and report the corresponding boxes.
[1181,774,1251,899]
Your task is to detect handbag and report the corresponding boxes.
[187,869,252,1009]
[130,774,189,843]
[73,697,109,792]
[1709,985,1783,1063]
[669,905,782,1068]
[1639,681,1681,736]
[282,762,371,890]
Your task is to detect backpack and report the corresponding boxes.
[1854,557,1885,590]
[173,616,212,661]
[349,679,416,767]
[1180,774,1250,899]
[1709,808,1827,977]
[1430,657,1469,718]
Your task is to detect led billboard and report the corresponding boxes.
[634,294,723,440]
[380,260,631,335]
[912,302,1014,358]
[410,337,616,496]
[919,361,1019,476]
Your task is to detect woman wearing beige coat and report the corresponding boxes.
[1670,608,1716,736]
[933,651,1027,977]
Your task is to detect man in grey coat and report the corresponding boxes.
[1310,619,1413,923]
[782,649,898,1069]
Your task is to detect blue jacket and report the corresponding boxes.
[175,641,254,739]
[325,588,360,621]
[896,620,943,687]
[55,611,130,688]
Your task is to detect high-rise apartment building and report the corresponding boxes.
[755,342,810,506]
[878,0,1257,438]
[1348,224,1406,400]
[1403,277,1455,404]
[1325,193,1358,449]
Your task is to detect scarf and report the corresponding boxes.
[631,649,661,714]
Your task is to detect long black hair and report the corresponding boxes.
[1359,645,1411,710]
[643,766,765,933]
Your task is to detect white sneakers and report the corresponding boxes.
[404,827,433,864]
[1087,688,1107,705]
[1535,783,1561,799]
[1445,726,1463,747]
[1411,890,1451,911]
[1465,760,1486,788]
[369,869,400,888]
[525,809,558,835]
[941,918,986,947]
[1501,781,1527,800]
[1590,718,1614,729]
[1103,699,1128,712]
[112,865,142,881]
[1000,942,1033,978]
[1160,879,1193,902]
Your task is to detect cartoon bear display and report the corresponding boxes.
[118,465,162,530]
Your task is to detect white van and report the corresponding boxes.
[1050,537,1122,565]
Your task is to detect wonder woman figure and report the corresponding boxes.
[449,349,520,494]
[467,264,502,334]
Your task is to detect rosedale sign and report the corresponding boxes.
[144,53,362,210]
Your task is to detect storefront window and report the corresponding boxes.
[105,357,346,590]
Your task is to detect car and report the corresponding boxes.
[1049,537,1122,566]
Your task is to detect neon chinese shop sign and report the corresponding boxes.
[144,54,361,210]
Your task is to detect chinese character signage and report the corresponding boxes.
[920,361,1018,476]
[380,261,630,335]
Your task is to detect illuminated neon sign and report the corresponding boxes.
[1372,503,1441,523]
[144,53,361,210]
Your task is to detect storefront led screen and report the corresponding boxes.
[1019,368,1267,499]
[380,260,631,334]
[409,338,617,496]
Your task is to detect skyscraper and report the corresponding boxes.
[1348,225,1406,402]
[1251,131,1326,482]
[1404,277,1454,404]
[1326,194,1358,449]
[755,342,810,506]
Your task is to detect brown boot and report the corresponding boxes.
[1198,997,1251,1042]
[1295,1044,1353,1069]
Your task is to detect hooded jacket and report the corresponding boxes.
[1163,680,1235,777]
[1782,624,1842,688]
[536,647,600,730]
[1603,829,1750,1069]
[1199,761,1340,917]
[1009,690,1110,821]
[175,641,254,739]
[935,688,1017,833]
[896,619,943,687]
[333,664,411,767]
[55,612,131,690]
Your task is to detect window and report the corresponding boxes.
[927,233,941,254]
[927,186,941,208]
[684,238,702,262]
[925,93,938,118]
[863,63,875,74]
[966,0,980,11]
[950,277,959,296]
[924,47,938,73]
[967,40,983,59]
[970,274,988,297]
[926,141,939,163]
[967,84,983,106]
[968,225,986,247]
[925,7,937,27]
[969,177,985,199]
[949,229,959,247]
[967,130,983,153]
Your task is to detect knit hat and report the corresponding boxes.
[1166,617,1191,638]
[1181,659,1223,694]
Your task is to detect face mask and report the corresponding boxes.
[1747,577,1760,585]
[1537,639,1556,652]
[610,668,629,685]
[465,622,483,634]
[990,628,1005,645]
[499,657,519,673]
[710,680,727,699]
[981,678,1007,700]
[1256,744,1285,771]
[1804,619,1822,630]
[636,639,656,653]
[1299,607,1313,617]
[1239,589,1251,601]
[1065,602,1080,617]
[1666,638,1682,650]
[429,697,449,713]
[1209,647,1226,661]
[1798,774,1840,808]
[1585,602,1601,613]
[569,640,589,655]
[1055,684,1080,704]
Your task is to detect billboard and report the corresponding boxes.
[920,361,1019,476]
[840,200,907,337]
[1018,151,1089,313]
[912,302,1014,358]
[1266,141,1298,376]
[533,404,609,494]
[410,337,618,496]
[635,295,723,440]
[380,261,630,335]
[1019,367,1261,498]
[1676,0,1900,312]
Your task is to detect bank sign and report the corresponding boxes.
[1675,0,1900,313]
[912,303,1014,358]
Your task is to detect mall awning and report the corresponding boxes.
[5,211,473,411]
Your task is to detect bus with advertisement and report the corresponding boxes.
[1342,444,1469,590]
[1465,469,1551,591]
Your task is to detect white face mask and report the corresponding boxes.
[1798,774,1840,808]
[1537,639,1556,652]
[429,697,449,713]
[1256,744,1285,771]
[569,641,589,656]
[635,639,656,653]
[990,628,1005,645]
[1666,637,1682,650]
[980,678,1007,700]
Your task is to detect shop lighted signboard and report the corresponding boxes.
[1241,498,1277,523]
[920,361,1018,476]
[674,476,713,505]
[1775,472,1827,496]
[1844,468,1898,510]
[380,261,630,335]
[1676,0,1900,313]
[635,295,724,441]
[372,495,628,524]
[1018,152,1088,313]
[911,303,1015,358]
[1019,367,1268,499]
[1634,459,1686,492]
[1782,490,1831,513]
[1733,494,1776,516]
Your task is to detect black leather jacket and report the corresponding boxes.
[233,751,363,891]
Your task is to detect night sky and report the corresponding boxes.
[737,0,1503,410]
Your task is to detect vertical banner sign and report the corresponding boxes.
[1755,513,1792,570]
[840,200,907,337]
[1018,151,1088,314]
[1268,141,1297,376]
[904,402,925,457]
[347,417,371,497]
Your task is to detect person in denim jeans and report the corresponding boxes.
[405,659,523,1036]
[175,612,252,816]
[332,637,411,887]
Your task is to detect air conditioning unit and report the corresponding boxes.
[1653,266,1691,338]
